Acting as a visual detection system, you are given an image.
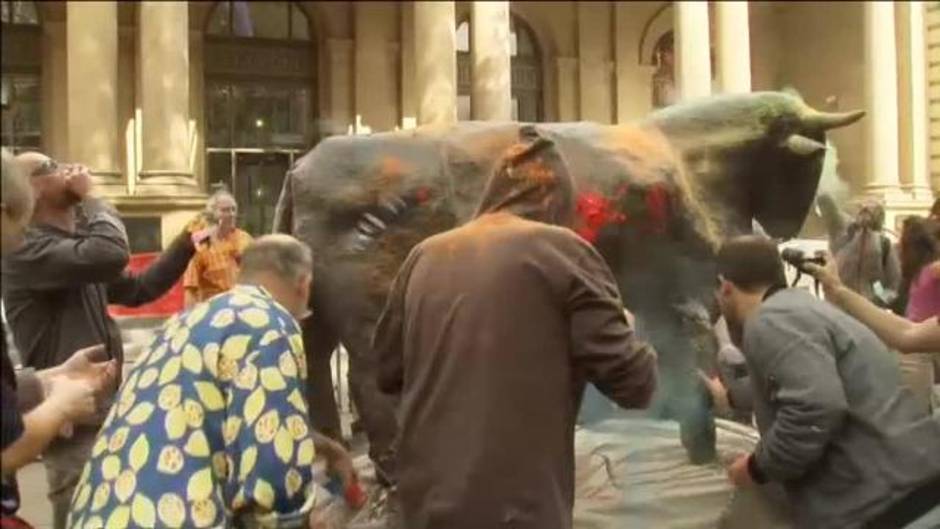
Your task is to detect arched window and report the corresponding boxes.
[456,14,544,122]
[1,0,42,153]
[204,1,315,235]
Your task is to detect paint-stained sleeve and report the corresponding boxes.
[566,239,658,410]
[374,245,423,396]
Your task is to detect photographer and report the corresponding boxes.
[818,194,900,307]
[717,236,940,529]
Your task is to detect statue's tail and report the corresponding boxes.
[273,167,294,235]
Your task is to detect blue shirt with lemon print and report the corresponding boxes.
[67,284,318,529]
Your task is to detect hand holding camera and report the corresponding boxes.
[781,248,829,295]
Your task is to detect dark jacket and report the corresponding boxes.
[1,322,24,516]
[1,198,194,380]
[743,288,940,529]
[373,127,658,529]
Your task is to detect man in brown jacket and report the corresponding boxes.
[373,126,658,529]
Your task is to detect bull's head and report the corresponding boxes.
[644,92,865,239]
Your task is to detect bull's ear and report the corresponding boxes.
[783,134,826,157]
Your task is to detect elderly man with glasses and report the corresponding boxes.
[0,152,208,529]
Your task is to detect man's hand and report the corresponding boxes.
[46,376,97,423]
[50,344,118,397]
[191,225,217,247]
[727,453,756,488]
[64,164,93,199]
[698,370,731,417]
[323,439,357,493]
[803,251,842,299]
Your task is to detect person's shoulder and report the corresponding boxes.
[745,290,822,338]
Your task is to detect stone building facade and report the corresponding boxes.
[1,1,937,248]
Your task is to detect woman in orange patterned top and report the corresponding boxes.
[184,190,253,307]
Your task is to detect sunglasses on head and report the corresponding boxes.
[31,158,59,177]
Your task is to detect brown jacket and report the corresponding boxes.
[374,126,658,529]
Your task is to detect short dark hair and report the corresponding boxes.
[717,235,786,293]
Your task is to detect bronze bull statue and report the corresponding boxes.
[273,92,864,478]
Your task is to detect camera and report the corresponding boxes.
[781,248,826,273]
[781,248,827,293]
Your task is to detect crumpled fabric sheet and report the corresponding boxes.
[312,417,794,529]
[573,416,793,529]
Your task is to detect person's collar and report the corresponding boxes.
[232,283,272,300]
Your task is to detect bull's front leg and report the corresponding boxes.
[636,305,717,465]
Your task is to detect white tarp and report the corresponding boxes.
[316,417,794,529]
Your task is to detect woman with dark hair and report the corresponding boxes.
[898,216,940,413]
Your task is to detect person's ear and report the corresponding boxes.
[299,272,313,299]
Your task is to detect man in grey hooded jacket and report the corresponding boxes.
[716,235,940,529]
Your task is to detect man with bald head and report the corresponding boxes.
[1,152,204,529]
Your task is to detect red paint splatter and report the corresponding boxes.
[576,192,627,243]
[415,187,432,204]
[645,184,670,234]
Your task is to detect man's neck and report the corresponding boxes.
[32,202,76,232]
[217,225,235,238]
[738,288,770,326]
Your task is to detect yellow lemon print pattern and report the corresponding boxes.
[66,285,317,529]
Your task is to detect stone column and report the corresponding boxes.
[715,1,751,94]
[556,57,579,121]
[897,1,933,200]
[137,1,196,194]
[470,1,512,121]
[674,1,712,101]
[414,1,457,125]
[863,1,902,196]
[400,2,417,129]
[66,2,122,192]
[355,2,399,132]
[327,39,354,134]
[578,2,614,123]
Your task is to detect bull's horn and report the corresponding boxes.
[803,109,866,130]
[784,134,826,156]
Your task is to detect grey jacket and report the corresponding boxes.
[1,198,194,377]
[742,289,940,529]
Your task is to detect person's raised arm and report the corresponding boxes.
[6,198,129,289]
[107,224,209,307]
[806,259,940,353]
[817,193,851,253]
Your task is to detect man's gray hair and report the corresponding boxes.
[238,234,313,282]
[1,148,34,221]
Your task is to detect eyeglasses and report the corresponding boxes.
[30,158,59,177]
